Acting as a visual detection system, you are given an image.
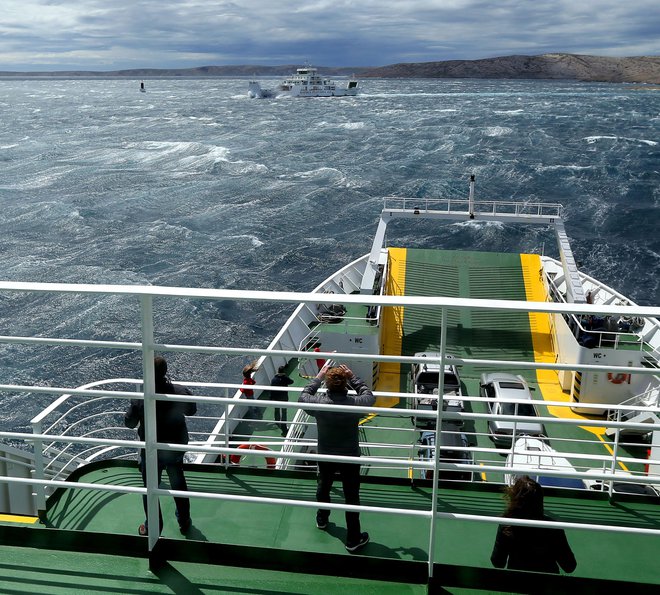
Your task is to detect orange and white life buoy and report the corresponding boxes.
[607,372,630,384]
[229,444,276,469]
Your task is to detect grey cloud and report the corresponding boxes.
[0,0,657,71]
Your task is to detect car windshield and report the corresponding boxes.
[498,381,525,390]
[502,402,536,416]
[612,482,657,496]
[417,372,459,387]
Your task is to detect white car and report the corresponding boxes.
[504,437,585,490]
[480,372,545,447]
[410,352,463,429]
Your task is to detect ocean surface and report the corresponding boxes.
[0,76,658,430]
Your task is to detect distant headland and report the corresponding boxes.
[2,53,659,84]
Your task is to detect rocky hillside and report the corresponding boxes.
[358,54,660,84]
[2,54,659,84]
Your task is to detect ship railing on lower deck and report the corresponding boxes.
[0,279,659,578]
[4,393,660,578]
[26,386,660,487]
[3,379,660,586]
[11,388,660,476]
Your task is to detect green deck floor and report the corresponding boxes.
[0,462,656,593]
[0,545,427,594]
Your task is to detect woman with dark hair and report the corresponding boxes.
[491,476,577,574]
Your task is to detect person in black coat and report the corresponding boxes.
[491,475,577,574]
[299,362,375,552]
[270,365,294,436]
[124,356,197,536]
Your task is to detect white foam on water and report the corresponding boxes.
[0,77,658,426]
[483,126,513,137]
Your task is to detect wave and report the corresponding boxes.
[1,77,658,427]
[584,135,658,146]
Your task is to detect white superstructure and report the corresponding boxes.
[248,66,359,98]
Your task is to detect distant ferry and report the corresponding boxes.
[248,66,359,98]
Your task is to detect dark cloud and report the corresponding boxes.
[0,0,658,71]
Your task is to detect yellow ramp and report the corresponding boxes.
[520,254,608,438]
[375,247,407,407]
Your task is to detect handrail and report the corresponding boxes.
[0,279,659,581]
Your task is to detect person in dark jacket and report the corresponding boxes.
[270,365,294,436]
[299,362,375,552]
[491,475,577,573]
[124,356,197,536]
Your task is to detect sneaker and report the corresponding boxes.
[179,518,192,534]
[316,516,328,530]
[345,532,369,552]
[175,510,192,534]
[138,522,148,536]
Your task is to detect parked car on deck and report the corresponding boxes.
[504,437,585,489]
[410,352,463,430]
[418,421,474,482]
[480,372,545,447]
[583,468,660,497]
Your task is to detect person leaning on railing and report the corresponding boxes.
[299,362,375,553]
[124,356,197,536]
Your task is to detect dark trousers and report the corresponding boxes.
[139,453,190,531]
[316,461,361,543]
[272,395,288,434]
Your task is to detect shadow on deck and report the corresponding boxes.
[1,461,659,594]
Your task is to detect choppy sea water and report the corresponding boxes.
[0,77,658,429]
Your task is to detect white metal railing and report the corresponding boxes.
[0,280,659,576]
[2,380,660,583]
[383,197,563,219]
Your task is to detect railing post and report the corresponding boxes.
[31,420,47,518]
[511,403,519,453]
[610,410,622,497]
[139,295,159,554]
[426,306,448,580]
[224,386,230,469]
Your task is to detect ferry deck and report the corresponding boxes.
[1,228,659,593]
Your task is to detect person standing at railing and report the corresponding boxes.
[491,475,577,574]
[313,342,326,370]
[299,362,375,553]
[124,356,197,536]
[270,365,294,436]
[240,361,258,416]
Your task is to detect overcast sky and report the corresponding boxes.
[1,1,658,71]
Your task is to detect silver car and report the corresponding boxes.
[410,352,463,429]
[480,372,545,447]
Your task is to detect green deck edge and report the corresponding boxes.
[6,463,654,589]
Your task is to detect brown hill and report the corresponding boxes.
[1,54,659,84]
[358,54,660,84]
